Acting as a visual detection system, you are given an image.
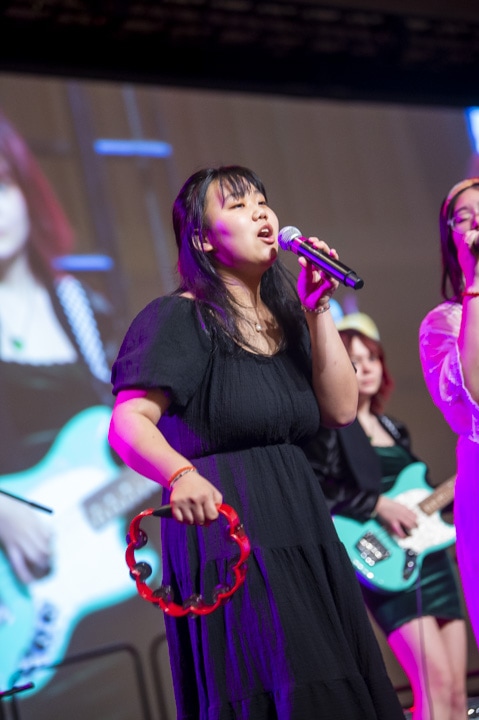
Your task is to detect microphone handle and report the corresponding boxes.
[297,242,364,290]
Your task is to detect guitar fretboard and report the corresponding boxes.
[83,470,159,530]
[418,477,455,516]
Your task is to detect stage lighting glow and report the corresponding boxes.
[52,255,115,271]
[466,108,479,154]
[93,139,173,157]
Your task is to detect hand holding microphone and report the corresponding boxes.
[465,229,479,251]
[458,230,479,291]
[278,226,364,290]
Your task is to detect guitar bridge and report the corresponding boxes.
[356,532,390,567]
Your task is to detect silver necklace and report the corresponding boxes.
[240,309,264,332]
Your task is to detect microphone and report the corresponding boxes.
[278,226,364,290]
[465,229,479,250]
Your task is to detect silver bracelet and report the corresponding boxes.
[301,302,330,315]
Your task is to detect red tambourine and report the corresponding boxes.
[125,503,250,617]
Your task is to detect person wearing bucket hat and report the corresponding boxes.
[420,177,479,654]
[306,313,467,720]
[335,311,381,341]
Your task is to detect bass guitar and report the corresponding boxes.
[332,461,456,593]
[0,405,159,695]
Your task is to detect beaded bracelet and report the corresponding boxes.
[462,289,479,297]
[168,465,197,487]
[301,302,331,315]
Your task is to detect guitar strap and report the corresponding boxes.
[377,414,405,445]
[54,275,111,384]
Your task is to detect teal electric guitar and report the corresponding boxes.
[332,461,456,593]
[0,406,159,695]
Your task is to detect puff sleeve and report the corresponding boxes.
[419,300,479,441]
[111,296,212,409]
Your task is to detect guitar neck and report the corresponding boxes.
[418,477,455,516]
[84,469,159,530]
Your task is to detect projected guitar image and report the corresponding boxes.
[0,405,159,695]
[332,462,456,593]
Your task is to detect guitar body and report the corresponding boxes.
[332,461,456,593]
[0,406,159,694]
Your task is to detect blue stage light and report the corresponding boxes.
[52,255,115,272]
[93,139,173,157]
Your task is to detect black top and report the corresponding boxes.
[0,277,115,474]
[1,360,104,474]
[306,415,413,520]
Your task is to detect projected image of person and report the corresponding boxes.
[307,313,467,720]
[108,165,406,719]
[420,177,479,651]
[0,109,119,686]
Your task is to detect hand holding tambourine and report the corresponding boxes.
[125,503,250,617]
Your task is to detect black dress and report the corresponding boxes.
[111,295,405,720]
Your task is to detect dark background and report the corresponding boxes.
[2,0,479,108]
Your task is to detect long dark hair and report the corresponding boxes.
[172,165,304,349]
[0,109,74,281]
[339,330,394,415]
[439,177,479,301]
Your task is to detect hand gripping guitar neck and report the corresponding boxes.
[125,503,251,617]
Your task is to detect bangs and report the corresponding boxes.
[216,167,267,202]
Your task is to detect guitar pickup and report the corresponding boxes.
[356,532,390,567]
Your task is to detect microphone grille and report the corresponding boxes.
[278,226,301,251]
